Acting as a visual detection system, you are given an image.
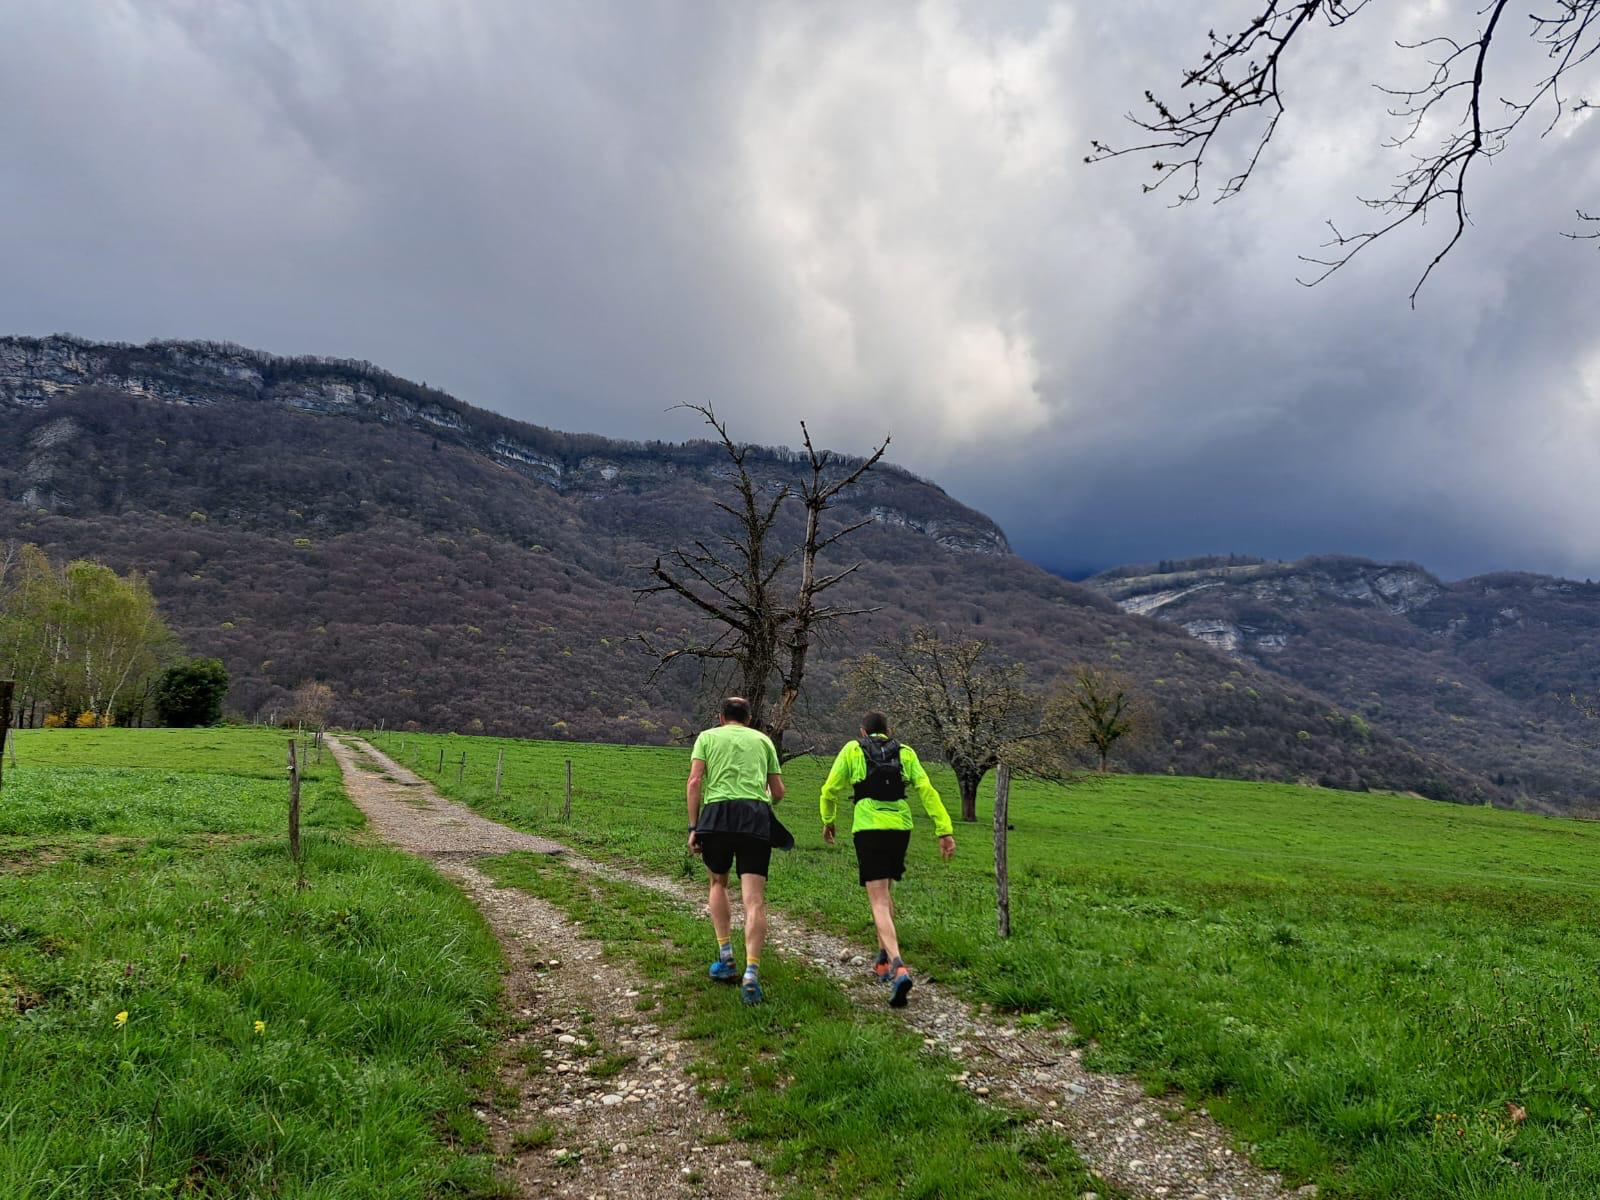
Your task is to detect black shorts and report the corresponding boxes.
[854,830,912,885]
[699,832,772,879]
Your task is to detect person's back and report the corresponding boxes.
[819,711,955,1007]
[694,722,781,814]
[687,698,785,1004]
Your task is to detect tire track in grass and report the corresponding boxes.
[346,738,1306,1200]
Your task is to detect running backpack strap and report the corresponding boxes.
[852,737,908,802]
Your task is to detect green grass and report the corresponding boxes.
[11,725,340,781]
[379,728,1600,1199]
[0,767,356,839]
[482,852,1104,1199]
[1,730,508,1199]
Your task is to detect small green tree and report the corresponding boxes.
[154,658,230,727]
[1049,666,1151,773]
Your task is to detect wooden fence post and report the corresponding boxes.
[287,738,302,869]
[494,748,504,799]
[438,747,445,774]
[563,759,573,821]
[993,764,1012,939]
[457,753,466,784]
[0,680,14,792]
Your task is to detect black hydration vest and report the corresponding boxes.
[853,737,908,802]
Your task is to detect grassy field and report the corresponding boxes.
[376,728,1600,1199]
[1,728,506,1199]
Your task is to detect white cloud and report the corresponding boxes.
[724,2,1073,452]
[0,0,1598,576]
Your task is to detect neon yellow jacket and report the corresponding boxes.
[820,735,954,837]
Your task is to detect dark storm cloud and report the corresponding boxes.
[1,1,1596,580]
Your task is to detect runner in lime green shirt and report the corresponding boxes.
[820,711,955,1007]
[688,696,785,1005]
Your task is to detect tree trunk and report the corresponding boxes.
[955,763,984,823]
[993,764,1011,938]
[0,680,14,791]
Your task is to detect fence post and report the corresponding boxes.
[494,748,504,799]
[993,764,1011,939]
[438,748,445,774]
[563,759,573,821]
[287,738,303,871]
[457,753,466,784]
[0,680,14,792]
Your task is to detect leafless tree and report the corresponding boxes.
[1572,691,1600,745]
[638,405,889,756]
[287,680,336,729]
[846,628,1042,823]
[1092,1,1600,303]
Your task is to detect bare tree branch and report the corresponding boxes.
[637,405,889,754]
[1092,0,1600,302]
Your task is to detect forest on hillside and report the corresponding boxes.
[0,381,1514,808]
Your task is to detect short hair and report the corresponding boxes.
[722,696,753,724]
[860,710,890,736]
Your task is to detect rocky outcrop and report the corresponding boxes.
[0,334,1009,554]
[1088,556,1445,658]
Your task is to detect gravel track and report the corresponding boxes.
[328,736,771,1200]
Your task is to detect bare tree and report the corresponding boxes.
[1048,666,1152,773]
[287,680,336,729]
[1572,691,1600,745]
[638,405,889,756]
[847,628,1040,823]
[1092,1,1600,302]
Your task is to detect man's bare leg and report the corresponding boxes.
[708,872,733,945]
[740,872,768,966]
[865,879,901,962]
[706,871,738,983]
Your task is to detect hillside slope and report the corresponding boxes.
[0,335,1504,805]
[1085,556,1600,810]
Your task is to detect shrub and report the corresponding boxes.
[41,713,66,729]
[155,658,231,727]
[74,710,98,729]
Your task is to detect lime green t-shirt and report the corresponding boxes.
[691,723,781,804]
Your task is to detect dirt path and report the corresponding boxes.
[326,736,773,1200]
[343,737,1310,1200]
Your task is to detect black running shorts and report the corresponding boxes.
[698,832,772,879]
[853,829,912,885]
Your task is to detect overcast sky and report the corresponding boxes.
[3,1,1598,580]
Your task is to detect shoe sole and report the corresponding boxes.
[888,975,913,1008]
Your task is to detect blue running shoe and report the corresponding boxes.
[741,976,765,1006]
[888,967,913,1009]
[709,958,738,983]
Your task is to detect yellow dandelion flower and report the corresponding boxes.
[254,1019,266,1035]
[114,1011,129,1027]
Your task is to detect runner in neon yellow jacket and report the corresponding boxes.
[820,712,955,1008]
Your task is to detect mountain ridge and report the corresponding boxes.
[0,334,1008,556]
[1082,554,1599,808]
